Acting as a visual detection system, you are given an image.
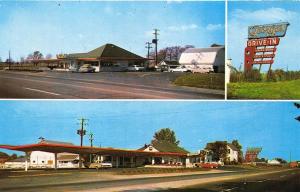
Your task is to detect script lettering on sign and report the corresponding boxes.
[248,22,289,39]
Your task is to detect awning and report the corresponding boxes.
[0,143,187,157]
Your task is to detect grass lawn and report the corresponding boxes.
[173,73,225,90]
[228,79,300,99]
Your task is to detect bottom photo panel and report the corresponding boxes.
[0,101,300,192]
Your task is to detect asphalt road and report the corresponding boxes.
[163,168,300,192]
[0,71,224,99]
[0,169,241,192]
[1,168,298,192]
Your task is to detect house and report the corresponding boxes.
[138,140,189,166]
[179,46,225,73]
[158,60,180,72]
[268,159,281,165]
[227,144,239,162]
[65,43,147,72]
[30,139,79,169]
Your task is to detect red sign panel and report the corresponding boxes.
[253,60,274,64]
[247,37,280,47]
[253,54,275,58]
[255,48,277,52]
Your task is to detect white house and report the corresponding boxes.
[227,144,239,162]
[30,139,79,169]
[179,46,225,73]
[268,159,281,165]
[138,141,189,167]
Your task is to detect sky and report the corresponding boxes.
[0,1,225,61]
[0,101,299,161]
[228,1,300,71]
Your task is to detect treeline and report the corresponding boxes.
[230,69,300,83]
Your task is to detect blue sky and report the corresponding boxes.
[228,1,300,71]
[0,101,299,161]
[0,1,224,61]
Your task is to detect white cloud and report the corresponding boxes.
[206,24,223,31]
[228,7,299,71]
[232,8,296,24]
[167,24,198,32]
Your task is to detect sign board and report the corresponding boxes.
[247,37,280,47]
[248,22,289,39]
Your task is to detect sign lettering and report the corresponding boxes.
[247,38,280,47]
[248,22,289,39]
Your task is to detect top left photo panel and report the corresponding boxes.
[0,1,225,99]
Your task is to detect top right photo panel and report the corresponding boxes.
[227,1,300,100]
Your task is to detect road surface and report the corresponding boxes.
[0,71,224,99]
[0,168,298,192]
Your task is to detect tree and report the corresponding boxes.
[205,141,228,163]
[27,51,43,60]
[149,45,195,63]
[152,128,180,145]
[295,103,300,122]
[231,140,243,163]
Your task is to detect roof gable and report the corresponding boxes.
[67,43,145,60]
[151,140,189,154]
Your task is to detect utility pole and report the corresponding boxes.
[145,42,153,59]
[77,118,87,168]
[89,132,94,163]
[8,50,11,70]
[77,118,87,147]
[152,29,159,66]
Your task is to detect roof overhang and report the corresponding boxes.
[0,143,187,157]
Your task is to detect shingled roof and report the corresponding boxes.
[139,141,189,154]
[66,43,145,60]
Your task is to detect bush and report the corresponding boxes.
[230,69,300,83]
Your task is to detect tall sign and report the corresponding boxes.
[244,22,289,71]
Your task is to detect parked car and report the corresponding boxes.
[78,64,95,73]
[169,66,191,72]
[202,162,219,168]
[127,65,145,72]
[191,66,214,73]
[194,162,219,169]
[85,161,112,169]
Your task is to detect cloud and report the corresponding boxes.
[228,6,299,71]
[231,8,296,24]
[167,24,198,32]
[206,24,223,31]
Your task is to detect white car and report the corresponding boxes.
[127,65,145,72]
[78,64,95,73]
[191,66,214,73]
[85,161,112,169]
[169,66,191,72]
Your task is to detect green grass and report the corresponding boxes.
[228,79,300,99]
[174,73,225,90]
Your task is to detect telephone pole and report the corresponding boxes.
[89,132,94,163]
[8,50,11,70]
[145,42,153,59]
[152,29,159,66]
[77,118,88,168]
[77,118,87,147]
